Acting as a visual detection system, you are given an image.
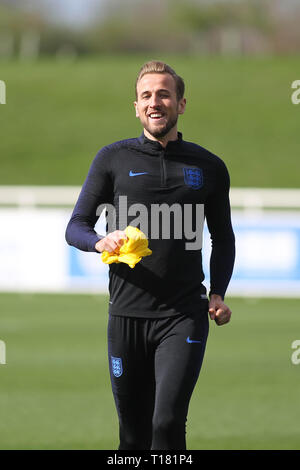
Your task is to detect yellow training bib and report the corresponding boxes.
[101,226,152,269]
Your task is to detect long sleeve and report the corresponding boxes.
[65,147,114,252]
[205,159,235,299]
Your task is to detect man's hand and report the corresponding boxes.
[208,294,232,326]
[95,230,128,253]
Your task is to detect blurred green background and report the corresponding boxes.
[1,0,300,187]
[0,0,300,451]
[1,55,300,187]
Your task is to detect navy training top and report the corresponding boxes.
[65,132,235,318]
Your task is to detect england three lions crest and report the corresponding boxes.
[183,168,203,190]
[111,356,123,377]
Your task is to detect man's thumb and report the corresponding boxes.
[209,308,216,320]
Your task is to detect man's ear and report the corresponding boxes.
[134,101,139,118]
[178,98,186,115]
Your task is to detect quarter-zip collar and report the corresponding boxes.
[138,131,183,152]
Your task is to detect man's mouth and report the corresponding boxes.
[148,112,165,121]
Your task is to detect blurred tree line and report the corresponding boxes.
[0,0,299,59]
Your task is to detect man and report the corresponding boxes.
[65,61,235,450]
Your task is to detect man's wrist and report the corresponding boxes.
[209,293,224,301]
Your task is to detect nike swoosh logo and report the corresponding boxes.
[186,336,201,344]
[129,170,148,177]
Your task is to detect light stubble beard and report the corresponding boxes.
[144,114,178,139]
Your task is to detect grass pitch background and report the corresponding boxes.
[0,54,300,187]
[0,294,299,450]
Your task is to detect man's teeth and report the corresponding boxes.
[150,113,163,118]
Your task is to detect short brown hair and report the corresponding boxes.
[135,60,185,101]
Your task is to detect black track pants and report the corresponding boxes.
[107,308,209,450]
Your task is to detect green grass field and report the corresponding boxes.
[1,55,300,187]
[0,293,299,450]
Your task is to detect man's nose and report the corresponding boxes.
[149,94,161,108]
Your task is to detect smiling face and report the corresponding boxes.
[134,73,186,144]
